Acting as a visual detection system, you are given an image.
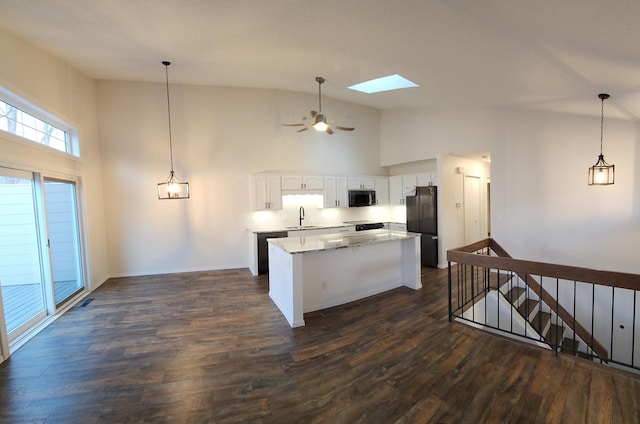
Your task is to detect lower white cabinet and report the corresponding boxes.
[287,225,355,237]
[331,226,356,233]
[387,222,407,231]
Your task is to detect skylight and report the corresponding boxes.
[348,74,418,94]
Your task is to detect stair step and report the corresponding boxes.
[504,286,525,304]
[492,272,513,288]
[561,337,580,354]
[530,311,551,334]
[545,323,564,346]
[517,299,539,320]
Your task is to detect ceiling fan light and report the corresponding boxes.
[313,113,328,132]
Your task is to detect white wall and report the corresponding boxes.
[0,27,109,290]
[381,107,640,274]
[96,81,383,276]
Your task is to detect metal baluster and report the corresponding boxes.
[633,290,637,368]
[610,286,615,363]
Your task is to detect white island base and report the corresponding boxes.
[267,230,422,327]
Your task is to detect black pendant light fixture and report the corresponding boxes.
[588,93,614,185]
[157,61,190,199]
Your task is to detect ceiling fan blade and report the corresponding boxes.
[297,127,309,133]
[310,110,317,118]
[326,127,334,135]
[336,126,355,131]
[282,123,305,126]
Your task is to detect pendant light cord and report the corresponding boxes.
[164,62,175,173]
[600,96,604,156]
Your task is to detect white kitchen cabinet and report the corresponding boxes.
[252,175,282,210]
[389,175,405,205]
[281,175,324,191]
[331,225,355,233]
[389,173,437,205]
[387,222,407,231]
[324,176,348,208]
[416,172,436,187]
[287,228,331,237]
[402,174,418,197]
[288,225,355,237]
[347,176,375,190]
[374,177,389,205]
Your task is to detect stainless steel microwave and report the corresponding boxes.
[348,190,376,207]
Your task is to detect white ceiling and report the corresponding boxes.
[1,0,639,120]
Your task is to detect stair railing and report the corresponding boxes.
[447,238,640,371]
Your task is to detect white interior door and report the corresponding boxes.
[464,175,482,244]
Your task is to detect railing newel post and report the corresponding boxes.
[447,261,453,323]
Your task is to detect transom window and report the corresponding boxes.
[0,98,70,154]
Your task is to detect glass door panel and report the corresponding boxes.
[0,169,47,340]
[43,179,84,307]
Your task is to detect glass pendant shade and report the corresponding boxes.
[158,171,190,199]
[313,113,328,132]
[588,154,614,185]
[588,93,614,186]
[157,61,190,199]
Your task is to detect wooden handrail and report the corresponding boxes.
[448,238,640,291]
[446,238,640,359]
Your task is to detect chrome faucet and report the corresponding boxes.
[299,206,305,227]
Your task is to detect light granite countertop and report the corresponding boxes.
[267,229,420,254]
[247,223,355,234]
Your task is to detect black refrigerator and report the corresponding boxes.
[406,186,438,267]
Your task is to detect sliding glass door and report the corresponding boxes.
[0,168,85,345]
[43,179,84,307]
[0,169,47,341]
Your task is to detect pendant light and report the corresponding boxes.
[157,61,190,199]
[588,93,614,185]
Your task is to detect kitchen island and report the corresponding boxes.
[267,229,422,327]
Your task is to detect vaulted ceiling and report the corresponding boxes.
[1,0,639,120]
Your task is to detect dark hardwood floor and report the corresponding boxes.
[0,266,638,423]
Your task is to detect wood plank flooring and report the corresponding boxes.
[0,266,638,423]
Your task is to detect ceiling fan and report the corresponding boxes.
[283,77,355,135]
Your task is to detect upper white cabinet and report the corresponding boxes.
[374,177,389,205]
[403,174,419,197]
[389,172,437,205]
[347,176,375,190]
[389,175,405,205]
[324,176,348,208]
[416,172,437,187]
[281,175,324,191]
[252,175,282,210]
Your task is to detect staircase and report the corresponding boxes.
[502,282,591,358]
[446,238,640,369]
